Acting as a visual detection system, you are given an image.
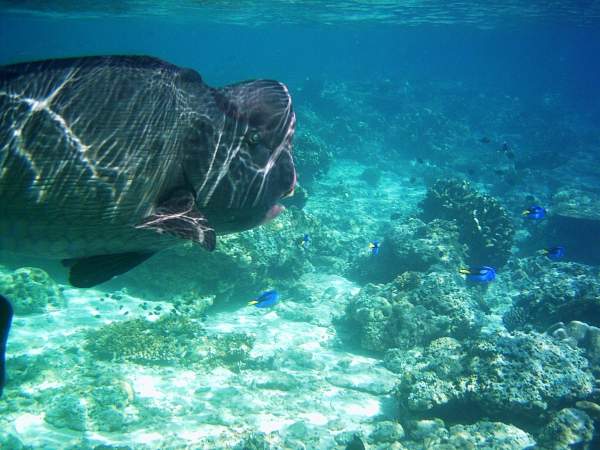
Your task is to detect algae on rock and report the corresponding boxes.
[420,179,515,269]
[341,271,483,352]
[84,314,203,366]
[347,218,466,284]
[0,267,64,315]
[392,332,594,428]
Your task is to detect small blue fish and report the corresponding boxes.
[368,240,380,256]
[0,295,13,397]
[459,266,496,283]
[248,290,279,308]
[522,205,546,219]
[542,246,565,261]
[297,233,311,249]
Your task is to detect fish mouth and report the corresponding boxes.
[261,203,285,225]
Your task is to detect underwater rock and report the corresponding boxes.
[420,179,515,269]
[547,188,600,266]
[292,129,333,185]
[347,218,465,284]
[341,271,482,352]
[281,182,309,210]
[88,384,131,432]
[233,432,272,450]
[369,420,405,443]
[253,371,300,391]
[113,206,320,303]
[542,321,600,369]
[91,407,125,432]
[359,166,382,186]
[326,369,397,395]
[537,408,594,449]
[285,420,321,444]
[503,260,600,331]
[0,267,64,315]
[575,401,600,420]
[45,393,88,431]
[171,291,214,318]
[584,327,600,366]
[445,421,535,449]
[394,332,594,427]
[408,418,448,443]
[0,433,28,450]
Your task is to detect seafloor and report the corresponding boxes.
[1,78,600,449]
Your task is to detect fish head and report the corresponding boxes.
[198,79,297,233]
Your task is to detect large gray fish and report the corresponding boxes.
[0,56,296,287]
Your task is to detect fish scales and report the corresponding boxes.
[0,55,297,285]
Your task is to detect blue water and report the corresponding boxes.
[1,2,600,448]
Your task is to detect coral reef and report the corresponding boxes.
[420,179,515,269]
[84,313,255,371]
[547,188,600,265]
[537,408,594,449]
[291,129,333,185]
[402,419,534,449]
[0,267,64,315]
[341,271,483,352]
[84,314,203,366]
[503,259,600,331]
[0,77,597,448]
[544,321,600,372]
[390,332,594,428]
[41,381,134,434]
[45,393,87,431]
[113,207,321,302]
[347,218,465,284]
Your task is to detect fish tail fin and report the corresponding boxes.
[458,268,471,275]
[248,300,258,306]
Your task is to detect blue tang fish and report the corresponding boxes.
[297,233,311,249]
[369,240,381,256]
[522,205,546,219]
[542,246,565,261]
[0,295,13,397]
[459,266,496,283]
[248,290,279,308]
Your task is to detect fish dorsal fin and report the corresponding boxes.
[66,252,155,288]
[136,189,216,251]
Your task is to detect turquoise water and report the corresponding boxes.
[1,2,600,449]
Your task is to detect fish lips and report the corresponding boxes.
[261,203,285,225]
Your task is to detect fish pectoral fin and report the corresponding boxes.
[68,252,155,288]
[0,295,14,398]
[136,190,216,251]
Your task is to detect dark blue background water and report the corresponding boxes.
[1,14,599,117]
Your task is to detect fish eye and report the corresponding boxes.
[248,131,261,145]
